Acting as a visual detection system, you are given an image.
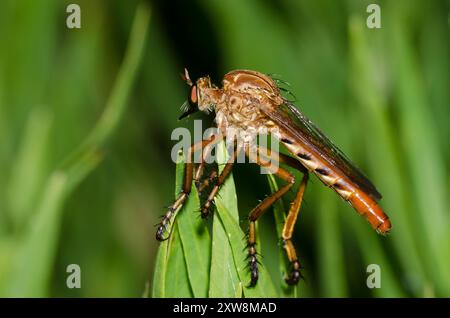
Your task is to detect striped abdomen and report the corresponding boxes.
[279,136,391,234]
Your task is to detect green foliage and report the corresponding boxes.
[0,0,449,297]
[153,143,278,297]
[0,3,150,296]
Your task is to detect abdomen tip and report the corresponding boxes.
[376,218,392,235]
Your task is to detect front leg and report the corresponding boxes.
[155,136,217,241]
[194,135,218,192]
[200,145,239,218]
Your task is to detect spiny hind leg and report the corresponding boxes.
[260,146,309,284]
[282,172,308,285]
[156,136,217,241]
[246,146,309,286]
[245,148,297,286]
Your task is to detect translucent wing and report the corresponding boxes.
[260,100,382,201]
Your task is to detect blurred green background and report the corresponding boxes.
[0,0,449,297]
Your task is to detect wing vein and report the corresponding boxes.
[260,99,382,201]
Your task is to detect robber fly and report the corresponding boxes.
[156,69,391,286]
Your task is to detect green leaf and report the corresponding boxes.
[209,142,241,297]
[158,141,279,298]
[176,158,211,298]
[155,149,212,298]
[209,214,242,297]
[151,238,169,298]
[212,142,278,297]
[215,201,278,298]
[164,225,194,298]
[213,141,277,297]
[152,151,186,298]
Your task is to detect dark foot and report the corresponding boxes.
[155,207,174,241]
[285,260,302,285]
[247,243,259,287]
[200,200,215,219]
[155,223,169,241]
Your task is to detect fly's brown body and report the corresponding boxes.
[156,69,391,287]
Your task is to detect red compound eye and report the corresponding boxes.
[190,85,198,104]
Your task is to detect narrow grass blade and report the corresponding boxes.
[316,191,348,297]
[349,14,429,295]
[0,4,150,296]
[61,4,151,170]
[7,107,52,230]
[2,151,102,297]
[349,215,405,297]
[387,4,450,295]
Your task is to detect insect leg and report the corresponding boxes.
[281,172,308,285]
[245,148,297,286]
[194,136,218,190]
[156,136,217,241]
[259,147,309,285]
[197,169,218,197]
[200,145,238,218]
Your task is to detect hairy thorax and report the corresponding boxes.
[214,70,284,143]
